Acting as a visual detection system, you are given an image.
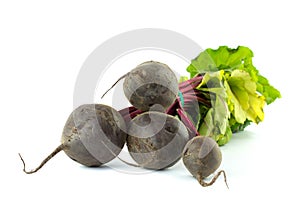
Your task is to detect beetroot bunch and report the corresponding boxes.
[19,60,228,187]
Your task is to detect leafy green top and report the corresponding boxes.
[185,46,281,145]
[187,46,281,104]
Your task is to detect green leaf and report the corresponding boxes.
[229,115,251,133]
[197,71,232,145]
[206,46,253,70]
[199,108,214,137]
[216,124,232,146]
[199,108,232,146]
[187,50,217,77]
[226,70,265,124]
[224,80,247,123]
[257,75,281,104]
[187,46,281,104]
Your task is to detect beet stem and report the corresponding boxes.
[182,94,211,107]
[179,75,203,89]
[18,144,66,174]
[177,108,199,137]
[121,108,143,123]
[197,170,229,188]
[119,106,137,116]
[179,82,201,93]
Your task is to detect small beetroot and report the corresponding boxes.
[182,136,228,187]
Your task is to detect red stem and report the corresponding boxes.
[177,108,199,137]
[119,106,137,116]
[179,75,203,89]
[166,99,179,115]
[182,94,211,107]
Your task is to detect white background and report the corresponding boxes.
[0,0,299,199]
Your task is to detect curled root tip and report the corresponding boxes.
[18,144,65,174]
[197,170,229,188]
[18,153,31,174]
[220,170,229,189]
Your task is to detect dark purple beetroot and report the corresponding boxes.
[126,111,189,170]
[182,136,228,187]
[19,104,127,173]
[123,61,179,111]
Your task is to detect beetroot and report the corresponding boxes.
[123,61,179,111]
[127,111,189,170]
[182,136,228,187]
[19,104,127,173]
